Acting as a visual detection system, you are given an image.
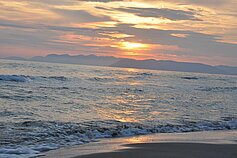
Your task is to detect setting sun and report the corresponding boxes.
[120,42,149,50]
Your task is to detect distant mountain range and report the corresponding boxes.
[31,54,120,66]
[111,58,237,75]
[2,54,237,75]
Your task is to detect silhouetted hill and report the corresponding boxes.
[111,58,232,75]
[2,54,237,75]
[30,54,120,66]
[216,66,237,75]
[4,56,26,61]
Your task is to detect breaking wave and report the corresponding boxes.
[0,75,30,82]
[198,86,237,92]
[0,75,67,82]
[181,76,199,80]
[0,118,237,158]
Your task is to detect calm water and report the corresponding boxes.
[0,59,237,158]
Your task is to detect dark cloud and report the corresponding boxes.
[27,0,77,5]
[173,0,229,6]
[0,21,35,29]
[0,0,236,65]
[95,6,112,11]
[102,24,237,57]
[0,19,117,54]
[80,0,124,2]
[115,7,200,21]
[53,9,112,22]
[1,18,236,59]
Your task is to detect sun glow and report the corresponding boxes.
[120,42,149,50]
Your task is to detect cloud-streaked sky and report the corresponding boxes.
[0,0,237,66]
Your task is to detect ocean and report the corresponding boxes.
[0,59,237,158]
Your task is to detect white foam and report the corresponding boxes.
[0,75,68,83]
[1,119,237,158]
[0,75,29,82]
[0,147,41,158]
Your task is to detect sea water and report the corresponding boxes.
[0,59,237,158]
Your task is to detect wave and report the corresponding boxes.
[136,72,153,76]
[181,76,199,80]
[198,86,237,92]
[0,75,67,82]
[39,86,69,90]
[0,94,49,102]
[1,118,237,158]
[88,77,120,82]
[88,75,152,83]
[39,76,67,81]
[0,110,35,117]
[126,72,153,80]
[0,75,30,82]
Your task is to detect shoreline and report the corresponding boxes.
[40,130,237,158]
[74,143,237,158]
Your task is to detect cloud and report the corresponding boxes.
[0,20,35,29]
[115,7,200,21]
[79,0,124,2]
[102,24,237,58]
[174,0,229,6]
[0,0,237,65]
[53,9,112,23]
[94,6,112,11]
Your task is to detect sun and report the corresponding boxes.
[110,41,153,58]
[120,41,149,50]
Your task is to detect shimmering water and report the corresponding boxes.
[0,59,237,158]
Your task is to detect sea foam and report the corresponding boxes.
[0,75,67,82]
[1,118,237,158]
[0,75,30,82]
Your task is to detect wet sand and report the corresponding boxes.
[73,143,237,158]
[41,130,237,158]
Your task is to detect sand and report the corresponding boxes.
[73,143,237,158]
[41,130,237,158]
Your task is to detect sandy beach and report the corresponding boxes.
[41,130,237,158]
[74,143,237,158]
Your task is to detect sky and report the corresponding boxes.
[0,0,237,66]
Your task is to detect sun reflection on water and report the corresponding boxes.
[124,136,153,144]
